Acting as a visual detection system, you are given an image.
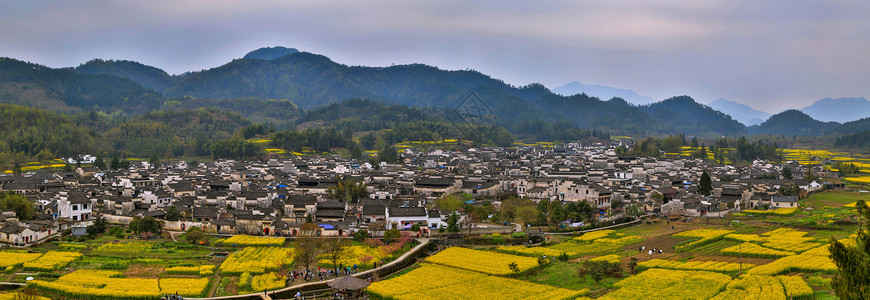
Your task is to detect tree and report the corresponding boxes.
[782,166,793,180]
[86,216,107,236]
[294,223,322,271]
[324,238,350,269]
[353,229,369,242]
[110,156,120,169]
[699,171,712,196]
[0,192,33,221]
[434,194,464,211]
[184,227,207,244]
[350,145,363,159]
[383,229,401,243]
[829,200,870,299]
[148,154,159,169]
[93,156,106,170]
[164,206,182,221]
[378,147,399,163]
[508,262,520,275]
[327,177,368,203]
[446,212,460,233]
[129,216,162,235]
[463,211,480,235]
[12,162,21,176]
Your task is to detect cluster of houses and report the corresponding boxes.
[0,144,834,246]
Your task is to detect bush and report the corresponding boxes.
[353,230,369,242]
[384,229,401,244]
[558,252,569,262]
[510,232,527,239]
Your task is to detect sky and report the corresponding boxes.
[2,0,869,113]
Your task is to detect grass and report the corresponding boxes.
[523,260,621,293]
[801,190,869,208]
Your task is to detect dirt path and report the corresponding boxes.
[207,275,222,297]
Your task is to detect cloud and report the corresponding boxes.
[1,1,869,111]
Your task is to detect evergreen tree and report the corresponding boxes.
[782,166,793,180]
[93,156,106,170]
[699,171,712,196]
[829,200,870,299]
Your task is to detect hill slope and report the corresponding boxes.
[243,46,299,60]
[75,59,179,92]
[749,110,839,136]
[0,104,107,160]
[0,57,163,114]
[639,96,747,136]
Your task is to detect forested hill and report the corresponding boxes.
[75,59,179,92]
[0,104,107,159]
[0,57,163,114]
[639,96,747,136]
[103,108,252,158]
[4,48,870,139]
[749,110,840,136]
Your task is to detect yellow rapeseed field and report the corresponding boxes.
[425,247,539,275]
[368,263,587,300]
[220,247,293,275]
[599,268,732,300]
[0,251,43,268]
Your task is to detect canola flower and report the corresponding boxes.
[159,278,210,297]
[589,254,621,263]
[777,275,814,299]
[317,245,387,267]
[638,259,754,273]
[28,269,211,298]
[251,272,285,291]
[22,251,82,271]
[720,243,795,258]
[711,275,786,300]
[743,207,798,215]
[674,229,733,250]
[217,235,285,247]
[164,265,215,276]
[425,247,539,275]
[92,242,150,255]
[220,247,293,275]
[0,251,42,268]
[495,245,573,257]
[599,268,732,300]
[368,263,587,300]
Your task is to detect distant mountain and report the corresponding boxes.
[0,57,163,114]
[707,98,771,126]
[2,49,830,138]
[750,110,839,136]
[552,81,656,105]
[639,96,747,136]
[242,46,299,60]
[800,97,870,123]
[75,59,180,92]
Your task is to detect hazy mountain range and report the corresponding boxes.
[552,81,656,105]
[1,46,869,140]
[707,99,772,126]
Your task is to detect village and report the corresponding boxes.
[0,143,834,247]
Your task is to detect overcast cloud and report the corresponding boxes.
[2,0,869,112]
